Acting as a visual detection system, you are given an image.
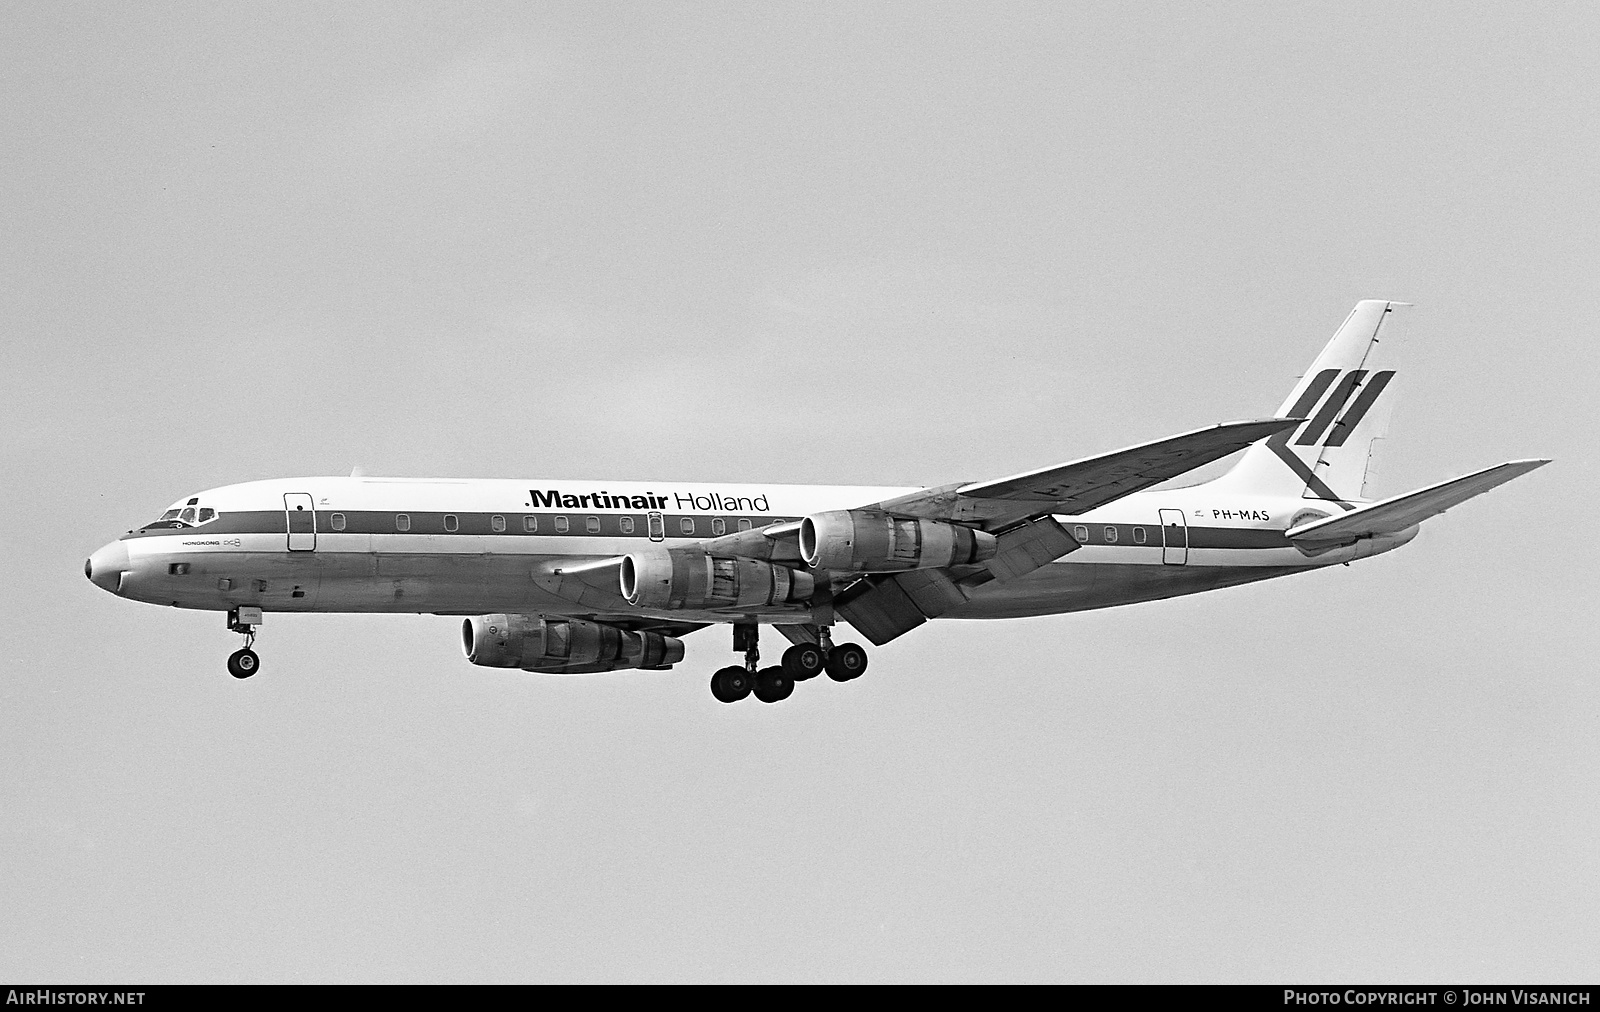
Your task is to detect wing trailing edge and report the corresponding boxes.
[834,517,1082,644]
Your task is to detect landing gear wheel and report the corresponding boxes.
[710,666,752,703]
[227,648,260,679]
[825,643,868,682]
[781,643,826,681]
[752,666,794,703]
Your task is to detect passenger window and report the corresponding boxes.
[737,518,752,532]
[1133,527,1146,545]
[554,516,569,533]
[444,514,459,532]
[179,507,196,524]
[620,516,635,535]
[712,518,726,536]
[523,515,537,532]
[586,516,601,534]
[491,515,506,533]
[1074,525,1089,542]
[680,517,695,535]
[396,514,410,532]
[1104,526,1118,543]
[198,507,215,523]
[330,513,346,531]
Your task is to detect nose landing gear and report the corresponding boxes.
[226,606,263,679]
[227,647,259,679]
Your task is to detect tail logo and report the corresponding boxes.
[1268,368,1396,505]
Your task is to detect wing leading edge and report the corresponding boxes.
[870,417,1303,532]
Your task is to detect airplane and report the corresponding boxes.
[84,301,1548,703]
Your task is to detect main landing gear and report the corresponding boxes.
[709,624,868,704]
[226,606,263,679]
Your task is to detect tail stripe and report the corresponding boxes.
[1295,370,1367,446]
[1270,441,1355,508]
[1324,370,1395,448]
[1256,367,1355,508]
[1285,369,1342,422]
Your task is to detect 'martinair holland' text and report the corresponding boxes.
[529,489,771,512]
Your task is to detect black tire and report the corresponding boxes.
[227,648,259,679]
[711,666,751,703]
[825,643,868,682]
[781,643,826,681]
[752,665,794,703]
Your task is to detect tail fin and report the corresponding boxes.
[1216,300,1409,504]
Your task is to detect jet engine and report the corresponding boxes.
[799,510,998,573]
[620,549,815,610]
[462,614,684,673]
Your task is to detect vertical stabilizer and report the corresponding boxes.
[1216,300,1409,504]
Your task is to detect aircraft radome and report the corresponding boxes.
[86,301,1549,703]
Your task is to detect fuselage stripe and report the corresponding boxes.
[125,513,1291,549]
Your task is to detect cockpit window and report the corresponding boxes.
[154,500,219,528]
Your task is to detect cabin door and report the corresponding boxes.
[285,493,317,551]
[1159,509,1187,565]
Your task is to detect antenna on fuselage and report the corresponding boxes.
[349,464,367,478]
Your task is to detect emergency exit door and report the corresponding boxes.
[285,493,316,551]
[1159,509,1187,565]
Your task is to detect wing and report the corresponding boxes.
[532,419,1301,638]
[1287,459,1550,543]
[870,417,1302,532]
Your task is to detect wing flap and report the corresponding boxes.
[834,517,1082,644]
[1287,459,1550,542]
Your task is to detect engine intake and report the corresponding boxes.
[620,549,815,610]
[462,615,684,673]
[799,510,998,573]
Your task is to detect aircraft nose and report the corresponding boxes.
[86,541,129,594]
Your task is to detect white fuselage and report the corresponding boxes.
[90,476,1417,627]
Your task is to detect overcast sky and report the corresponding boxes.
[3,2,1596,982]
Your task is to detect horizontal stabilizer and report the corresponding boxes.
[1286,459,1550,542]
